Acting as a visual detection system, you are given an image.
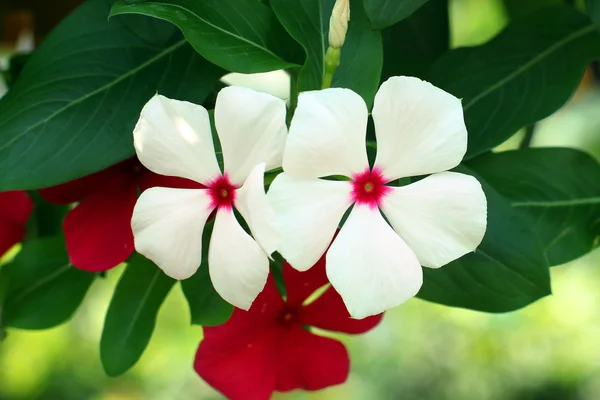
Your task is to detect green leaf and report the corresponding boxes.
[587,0,600,27]
[110,0,303,73]
[503,0,562,19]
[181,220,233,326]
[271,0,382,106]
[417,167,551,312]
[2,236,95,330]
[332,0,383,107]
[430,6,600,159]
[270,0,325,91]
[467,148,600,266]
[0,0,224,191]
[363,0,430,29]
[381,0,448,80]
[100,253,175,376]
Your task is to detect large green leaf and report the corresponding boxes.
[332,0,383,107]
[271,0,382,106]
[181,220,233,326]
[1,236,95,330]
[587,0,600,27]
[100,253,175,377]
[111,0,303,73]
[417,168,551,312]
[430,6,600,159]
[0,0,224,191]
[467,148,600,266]
[363,0,430,29]
[381,0,448,80]
[270,0,324,92]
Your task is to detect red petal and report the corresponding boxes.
[300,287,384,334]
[194,273,285,400]
[0,191,33,255]
[63,181,137,272]
[276,325,349,392]
[195,310,283,400]
[138,170,204,192]
[39,159,136,204]
[283,257,329,308]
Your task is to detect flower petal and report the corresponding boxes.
[138,169,204,192]
[133,95,220,185]
[283,88,369,179]
[0,191,33,256]
[268,174,353,271]
[235,163,280,256]
[39,159,136,204]
[215,86,287,185]
[208,208,270,310]
[283,257,329,308]
[380,171,487,268]
[132,187,213,279]
[276,325,349,392]
[327,205,423,319]
[300,288,384,334]
[64,182,137,272]
[195,311,281,400]
[373,76,467,180]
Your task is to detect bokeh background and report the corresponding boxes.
[1,0,600,399]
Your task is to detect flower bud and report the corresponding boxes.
[328,0,350,49]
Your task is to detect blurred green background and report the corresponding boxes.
[1,0,600,399]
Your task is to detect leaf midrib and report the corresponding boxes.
[0,39,187,153]
[8,263,72,307]
[463,24,596,110]
[106,270,162,371]
[512,197,600,208]
[118,1,284,62]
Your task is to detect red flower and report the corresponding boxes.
[195,255,383,400]
[0,191,33,256]
[39,158,199,272]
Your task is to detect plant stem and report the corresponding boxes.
[520,124,536,149]
[322,47,341,89]
[287,68,300,126]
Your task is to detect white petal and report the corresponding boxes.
[208,208,270,310]
[283,88,369,179]
[132,187,214,280]
[373,76,467,180]
[268,173,353,271]
[327,205,423,319]
[133,95,220,184]
[215,86,287,185]
[220,70,291,100]
[235,163,280,256]
[380,171,487,269]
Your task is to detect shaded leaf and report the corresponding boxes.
[181,220,233,327]
[467,148,600,266]
[2,236,94,329]
[100,253,175,376]
[417,167,551,312]
[111,0,303,73]
[430,6,600,159]
[0,0,224,191]
[363,0,430,29]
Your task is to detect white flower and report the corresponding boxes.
[131,87,287,310]
[268,76,487,319]
[328,0,350,49]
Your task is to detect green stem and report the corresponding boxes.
[322,47,341,89]
[519,124,536,149]
[287,68,300,126]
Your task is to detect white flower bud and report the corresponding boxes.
[328,0,350,49]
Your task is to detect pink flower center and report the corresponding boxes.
[208,174,237,209]
[277,306,300,327]
[351,167,390,208]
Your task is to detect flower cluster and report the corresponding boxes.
[130,76,487,318]
[195,254,382,400]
